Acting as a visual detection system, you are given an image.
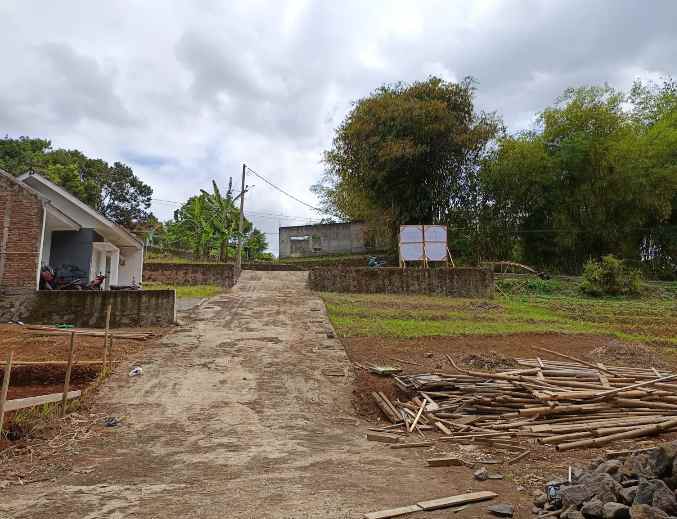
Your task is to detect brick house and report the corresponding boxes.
[0,169,144,293]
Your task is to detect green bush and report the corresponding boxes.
[580,255,642,296]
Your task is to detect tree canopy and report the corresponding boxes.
[316,76,677,276]
[156,179,269,262]
[0,136,153,227]
[314,77,502,242]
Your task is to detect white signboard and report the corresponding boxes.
[424,225,447,243]
[399,225,423,244]
[399,224,448,263]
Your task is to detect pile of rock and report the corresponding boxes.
[533,444,677,519]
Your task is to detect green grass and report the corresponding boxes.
[143,282,223,298]
[322,289,677,345]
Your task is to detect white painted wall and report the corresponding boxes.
[118,246,143,286]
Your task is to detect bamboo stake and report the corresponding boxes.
[61,332,76,418]
[0,351,14,438]
[107,336,114,373]
[409,400,426,432]
[101,303,112,376]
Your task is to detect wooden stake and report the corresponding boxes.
[107,336,114,373]
[101,303,112,376]
[0,351,14,438]
[61,332,76,418]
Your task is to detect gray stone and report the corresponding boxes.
[596,460,625,482]
[534,493,548,507]
[647,446,677,479]
[621,487,639,505]
[603,502,630,519]
[474,467,488,481]
[566,512,586,519]
[582,498,605,519]
[662,458,677,490]
[625,455,658,480]
[634,479,677,514]
[630,504,669,519]
[561,484,597,510]
[651,480,677,515]
[488,504,514,517]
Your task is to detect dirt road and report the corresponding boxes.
[1,271,523,518]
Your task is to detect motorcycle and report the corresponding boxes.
[40,265,105,290]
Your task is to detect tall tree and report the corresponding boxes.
[481,82,677,272]
[316,77,502,244]
[0,136,153,227]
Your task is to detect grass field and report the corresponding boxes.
[322,282,677,345]
[143,282,223,299]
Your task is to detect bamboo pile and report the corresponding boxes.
[370,349,677,452]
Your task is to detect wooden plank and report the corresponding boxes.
[0,351,14,437]
[4,391,82,413]
[366,432,401,444]
[418,491,497,511]
[12,360,119,366]
[363,504,422,519]
[390,442,432,449]
[426,457,465,467]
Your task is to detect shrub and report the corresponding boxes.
[580,255,642,296]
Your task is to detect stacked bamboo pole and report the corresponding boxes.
[371,353,677,452]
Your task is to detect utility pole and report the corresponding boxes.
[236,163,246,273]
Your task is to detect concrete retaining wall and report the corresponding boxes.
[143,262,237,288]
[0,289,176,327]
[308,267,494,298]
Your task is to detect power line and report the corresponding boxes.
[245,165,329,215]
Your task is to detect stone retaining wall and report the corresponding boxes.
[143,262,237,287]
[308,267,494,298]
[0,289,176,327]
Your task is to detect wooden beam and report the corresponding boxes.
[364,504,422,519]
[417,491,497,511]
[4,391,82,413]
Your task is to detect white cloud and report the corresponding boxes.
[0,0,675,255]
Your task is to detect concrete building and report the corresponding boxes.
[278,221,382,259]
[0,169,144,292]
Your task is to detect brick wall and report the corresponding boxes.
[143,262,237,288]
[0,289,176,328]
[0,172,44,290]
[308,267,494,298]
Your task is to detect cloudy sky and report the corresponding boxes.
[1,1,675,255]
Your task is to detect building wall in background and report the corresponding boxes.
[278,222,381,259]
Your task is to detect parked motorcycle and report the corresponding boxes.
[368,256,386,268]
[40,265,105,290]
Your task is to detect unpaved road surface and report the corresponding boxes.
[1,271,524,518]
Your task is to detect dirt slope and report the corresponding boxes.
[0,271,526,518]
